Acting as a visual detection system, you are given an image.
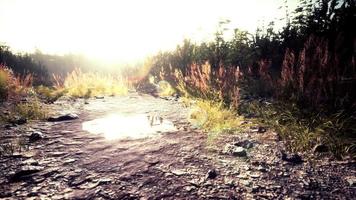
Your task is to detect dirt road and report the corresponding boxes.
[0,93,355,199]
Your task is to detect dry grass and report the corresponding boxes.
[186,98,247,143]
[0,64,33,101]
[63,69,128,98]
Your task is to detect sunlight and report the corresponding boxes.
[0,0,297,63]
[82,113,177,140]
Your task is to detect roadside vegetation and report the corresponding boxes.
[0,0,354,157]
[142,0,355,157]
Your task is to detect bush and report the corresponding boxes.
[13,99,48,120]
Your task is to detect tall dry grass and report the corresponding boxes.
[0,64,33,101]
[63,68,128,98]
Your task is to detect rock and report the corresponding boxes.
[241,180,252,187]
[48,113,79,122]
[224,178,235,186]
[223,144,247,157]
[281,151,303,164]
[346,177,356,187]
[206,169,218,179]
[236,174,248,179]
[313,144,328,153]
[232,147,247,157]
[95,96,104,99]
[258,126,267,133]
[10,116,27,125]
[63,158,76,164]
[249,173,260,178]
[257,165,267,172]
[234,140,254,149]
[29,131,43,142]
[21,158,39,166]
[171,169,187,176]
[10,165,44,182]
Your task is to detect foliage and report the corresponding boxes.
[63,69,128,98]
[0,45,49,85]
[239,100,356,157]
[35,85,66,103]
[144,0,355,156]
[187,99,247,143]
[0,64,34,101]
[13,99,48,120]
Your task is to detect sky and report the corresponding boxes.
[0,0,298,63]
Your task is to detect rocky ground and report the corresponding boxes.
[0,93,355,199]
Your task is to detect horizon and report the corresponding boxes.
[0,0,298,64]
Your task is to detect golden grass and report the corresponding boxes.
[157,80,176,97]
[63,69,128,98]
[0,67,9,100]
[186,98,247,143]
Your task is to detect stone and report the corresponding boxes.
[257,165,267,172]
[206,169,218,179]
[241,180,252,187]
[171,169,187,176]
[313,144,328,153]
[10,166,44,182]
[232,147,247,157]
[346,177,356,187]
[21,158,39,166]
[249,173,260,178]
[258,126,267,133]
[223,144,247,157]
[63,158,76,164]
[29,131,43,142]
[48,113,79,122]
[281,151,303,164]
[234,140,254,149]
[11,116,27,125]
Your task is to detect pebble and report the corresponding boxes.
[206,169,218,179]
[29,131,43,142]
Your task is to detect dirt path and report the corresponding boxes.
[0,93,355,199]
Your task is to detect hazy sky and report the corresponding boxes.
[0,0,298,62]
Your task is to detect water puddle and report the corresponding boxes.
[82,113,177,140]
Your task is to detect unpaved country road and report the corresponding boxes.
[0,93,355,199]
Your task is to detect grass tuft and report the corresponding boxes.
[187,99,247,143]
[13,99,48,120]
[63,69,128,98]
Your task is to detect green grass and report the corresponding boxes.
[13,99,48,120]
[35,85,66,103]
[186,98,248,143]
[239,100,356,157]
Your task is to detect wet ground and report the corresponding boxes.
[0,93,355,199]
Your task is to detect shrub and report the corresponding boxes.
[14,99,48,120]
[35,85,66,103]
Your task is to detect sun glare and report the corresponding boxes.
[0,0,297,63]
[82,114,177,140]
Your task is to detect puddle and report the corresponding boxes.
[82,113,177,140]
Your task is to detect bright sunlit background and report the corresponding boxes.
[0,0,298,63]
